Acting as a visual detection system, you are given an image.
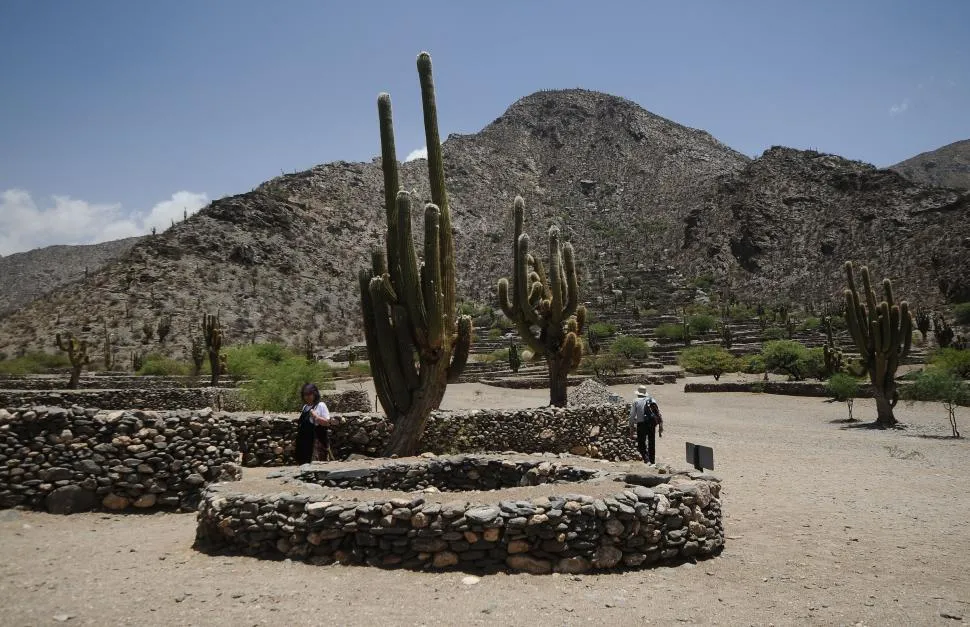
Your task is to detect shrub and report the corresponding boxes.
[137,353,191,376]
[0,352,71,375]
[799,347,826,380]
[904,369,970,437]
[739,354,766,374]
[487,328,503,340]
[929,348,970,379]
[584,353,629,377]
[481,348,509,363]
[761,327,786,341]
[224,343,288,376]
[640,308,660,318]
[688,314,717,334]
[589,322,617,337]
[762,340,810,380]
[678,346,737,381]
[827,373,860,421]
[726,304,758,321]
[654,323,685,340]
[801,317,822,332]
[240,358,334,412]
[609,335,650,360]
[954,302,970,325]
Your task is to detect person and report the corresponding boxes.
[296,383,332,464]
[628,385,663,465]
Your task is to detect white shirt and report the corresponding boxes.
[303,401,330,425]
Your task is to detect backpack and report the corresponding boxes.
[644,399,660,423]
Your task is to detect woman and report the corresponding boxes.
[296,383,332,464]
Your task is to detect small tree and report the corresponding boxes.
[827,373,860,421]
[609,335,650,361]
[678,345,737,381]
[762,340,809,380]
[55,333,89,388]
[157,316,172,345]
[908,370,969,438]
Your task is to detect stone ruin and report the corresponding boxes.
[196,454,723,574]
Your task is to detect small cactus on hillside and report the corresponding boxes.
[102,320,113,371]
[131,350,144,372]
[202,313,224,386]
[304,338,314,364]
[718,320,733,349]
[586,327,601,355]
[508,341,522,373]
[914,305,932,341]
[190,337,204,376]
[934,314,954,349]
[157,315,172,345]
[56,332,89,389]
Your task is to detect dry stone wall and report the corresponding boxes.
[1,403,638,513]
[195,455,724,573]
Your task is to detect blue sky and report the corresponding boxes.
[1,1,968,254]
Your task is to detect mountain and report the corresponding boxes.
[891,139,970,190]
[0,89,967,364]
[0,238,142,317]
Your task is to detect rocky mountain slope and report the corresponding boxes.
[891,139,970,190]
[0,238,142,317]
[0,89,967,364]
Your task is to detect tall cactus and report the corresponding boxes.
[933,314,954,349]
[102,320,114,371]
[359,52,472,457]
[56,332,89,389]
[190,336,205,376]
[914,305,931,341]
[508,341,521,373]
[202,312,223,386]
[498,196,585,407]
[843,262,912,427]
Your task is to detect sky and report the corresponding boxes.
[1,1,968,255]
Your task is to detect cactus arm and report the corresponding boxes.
[548,227,564,324]
[516,234,538,323]
[900,302,912,358]
[497,279,515,319]
[422,203,443,349]
[378,93,402,289]
[359,270,396,417]
[562,242,578,317]
[861,267,878,317]
[395,192,428,335]
[391,305,420,391]
[368,278,412,413]
[447,315,472,383]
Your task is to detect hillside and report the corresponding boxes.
[0,238,142,317]
[0,89,967,365]
[891,139,970,190]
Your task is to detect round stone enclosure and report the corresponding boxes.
[297,457,598,492]
[196,454,724,574]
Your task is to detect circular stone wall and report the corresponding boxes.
[195,454,723,574]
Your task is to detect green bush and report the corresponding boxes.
[678,346,737,381]
[688,314,717,334]
[801,317,822,332]
[639,308,660,318]
[137,353,191,376]
[799,347,826,380]
[481,348,510,363]
[827,373,860,402]
[589,322,617,337]
[487,328,503,340]
[762,340,811,380]
[583,353,629,377]
[726,304,758,321]
[609,335,650,360]
[739,354,766,374]
[240,358,334,412]
[224,344,288,376]
[761,327,786,341]
[953,302,970,325]
[0,352,71,375]
[654,323,685,340]
[903,369,969,436]
[928,348,970,379]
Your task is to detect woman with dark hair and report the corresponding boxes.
[296,383,331,464]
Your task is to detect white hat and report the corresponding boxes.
[636,385,648,397]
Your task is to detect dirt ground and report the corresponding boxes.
[2,378,969,626]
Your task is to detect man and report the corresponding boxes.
[628,385,663,465]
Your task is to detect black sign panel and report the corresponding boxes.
[685,442,714,471]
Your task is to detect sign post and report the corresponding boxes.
[685,442,714,472]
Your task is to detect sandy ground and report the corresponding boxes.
[2,378,969,626]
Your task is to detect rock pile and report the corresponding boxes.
[568,379,625,406]
[196,454,724,573]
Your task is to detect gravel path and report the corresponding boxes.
[1,380,968,626]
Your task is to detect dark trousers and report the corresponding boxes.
[636,420,657,464]
[295,420,315,464]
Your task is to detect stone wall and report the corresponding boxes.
[0,374,244,390]
[196,456,724,573]
[0,388,371,413]
[1,403,638,513]
[683,381,876,397]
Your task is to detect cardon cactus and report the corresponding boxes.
[497,196,585,407]
[359,52,472,456]
[843,262,912,427]
[202,313,223,386]
[933,314,954,349]
[914,305,931,341]
[102,320,114,371]
[508,341,522,373]
[56,332,89,389]
[190,336,204,376]
[718,320,733,349]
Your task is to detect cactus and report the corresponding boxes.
[131,350,144,372]
[190,336,204,376]
[358,52,472,456]
[304,338,314,364]
[202,312,224,386]
[843,262,912,427]
[586,327,601,355]
[56,332,89,388]
[102,321,114,371]
[934,314,954,349]
[157,315,172,345]
[718,320,733,349]
[141,320,154,344]
[498,196,585,407]
[914,305,931,341]
[508,341,522,373]
[682,310,692,347]
[785,314,797,340]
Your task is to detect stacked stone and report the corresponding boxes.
[568,379,625,406]
[0,388,371,413]
[0,406,241,513]
[0,375,244,391]
[195,457,724,574]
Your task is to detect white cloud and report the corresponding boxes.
[404,146,428,162]
[889,99,910,116]
[0,189,209,256]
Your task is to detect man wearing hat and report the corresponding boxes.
[629,385,663,465]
